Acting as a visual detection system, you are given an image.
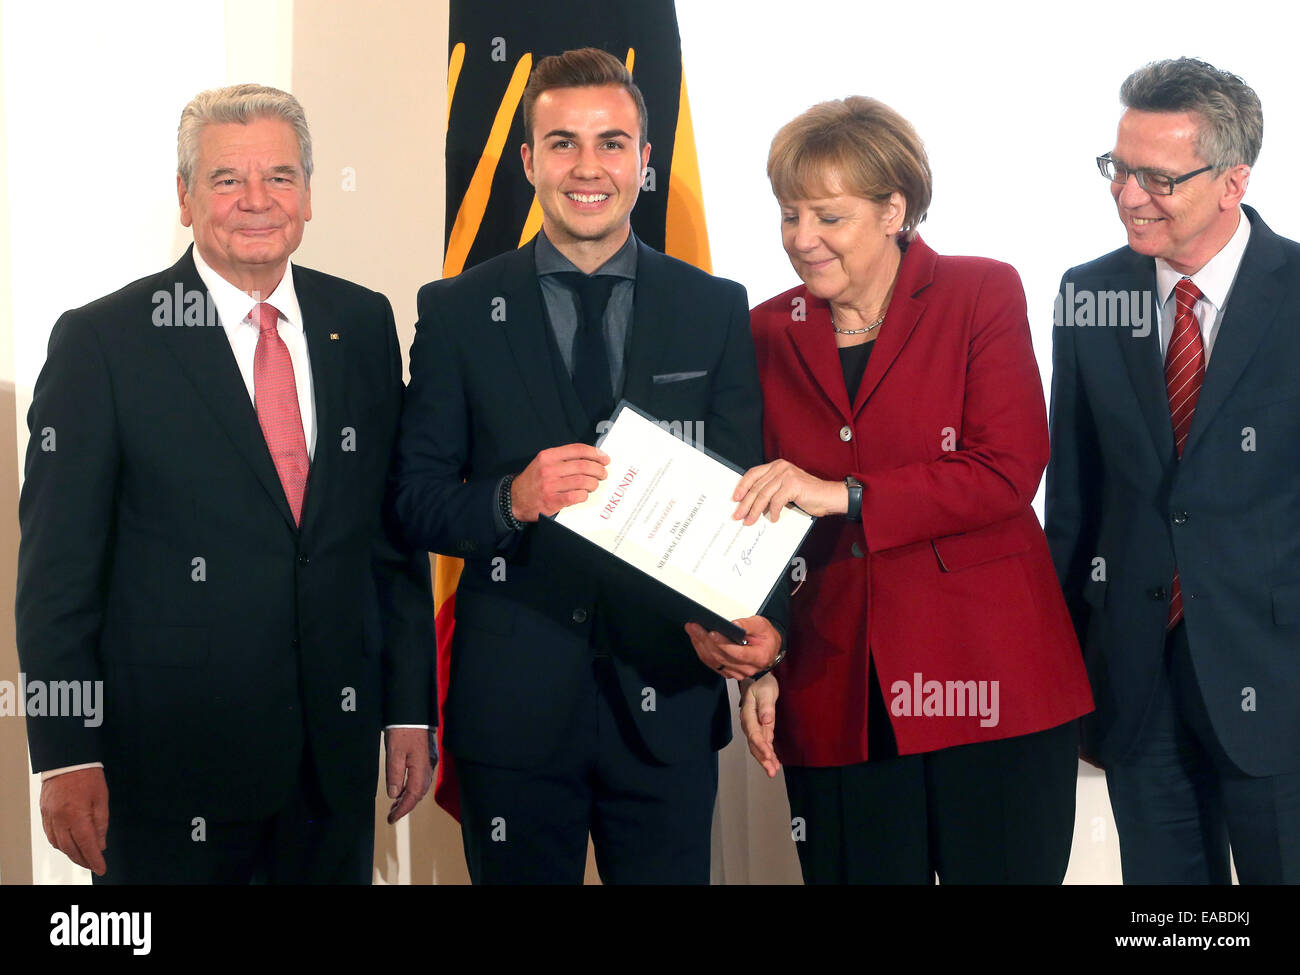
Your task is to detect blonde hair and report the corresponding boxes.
[767,96,931,239]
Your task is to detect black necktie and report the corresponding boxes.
[556,271,617,434]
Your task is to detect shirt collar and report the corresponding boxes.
[1155,206,1252,309]
[191,245,304,334]
[534,228,638,280]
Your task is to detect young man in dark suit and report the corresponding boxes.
[17,84,435,883]
[1047,58,1300,883]
[396,48,784,883]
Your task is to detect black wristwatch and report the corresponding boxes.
[751,646,788,682]
[499,474,524,532]
[844,476,863,522]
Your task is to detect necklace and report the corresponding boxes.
[832,313,884,335]
[831,258,900,335]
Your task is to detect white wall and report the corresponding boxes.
[5,1,230,417]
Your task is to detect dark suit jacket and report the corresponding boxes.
[395,236,784,769]
[16,247,435,821]
[1046,205,1300,776]
[752,236,1093,767]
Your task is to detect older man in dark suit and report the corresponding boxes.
[17,84,435,883]
[1047,58,1300,884]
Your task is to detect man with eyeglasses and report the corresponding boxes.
[1046,57,1300,884]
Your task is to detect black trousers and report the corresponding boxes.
[93,755,374,885]
[784,663,1078,884]
[1105,621,1300,884]
[456,656,717,884]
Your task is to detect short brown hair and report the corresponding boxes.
[767,97,932,239]
[521,47,649,149]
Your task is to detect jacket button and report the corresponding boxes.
[851,542,865,558]
[1150,587,1167,601]
[838,425,853,442]
[572,608,588,624]
[1172,511,1189,525]
[297,554,309,566]
[457,540,475,554]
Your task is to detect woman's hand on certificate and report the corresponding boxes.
[684,615,782,680]
[732,459,848,525]
[511,444,610,521]
[740,674,781,778]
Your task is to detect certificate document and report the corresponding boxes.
[552,403,814,639]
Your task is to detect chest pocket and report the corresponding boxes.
[649,370,710,425]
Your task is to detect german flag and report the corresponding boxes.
[435,0,713,819]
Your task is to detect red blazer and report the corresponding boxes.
[752,236,1093,767]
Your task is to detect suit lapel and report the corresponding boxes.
[781,237,933,423]
[156,249,297,529]
[777,238,937,422]
[1182,207,1287,460]
[498,241,586,442]
[1108,254,1175,461]
[622,242,668,414]
[785,302,852,425]
[851,239,937,415]
[296,267,346,532]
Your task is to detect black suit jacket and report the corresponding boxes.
[1046,205,1300,775]
[395,237,785,768]
[16,247,435,821]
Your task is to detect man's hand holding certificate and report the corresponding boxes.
[551,404,813,674]
[511,443,611,521]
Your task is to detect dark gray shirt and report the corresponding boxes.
[535,228,638,397]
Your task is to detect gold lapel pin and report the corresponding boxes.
[329,332,340,341]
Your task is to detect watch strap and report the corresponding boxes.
[844,476,863,522]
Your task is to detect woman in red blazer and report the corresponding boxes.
[734,97,1094,883]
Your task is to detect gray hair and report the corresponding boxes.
[177,83,313,189]
[1120,58,1262,169]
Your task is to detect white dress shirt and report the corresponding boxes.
[192,246,317,457]
[1154,207,1252,366]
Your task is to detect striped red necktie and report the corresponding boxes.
[252,302,310,525]
[1165,277,1205,628]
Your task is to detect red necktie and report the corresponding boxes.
[1165,277,1205,628]
[252,302,309,524]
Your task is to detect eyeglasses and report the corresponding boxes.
[1096,153,1215,196]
